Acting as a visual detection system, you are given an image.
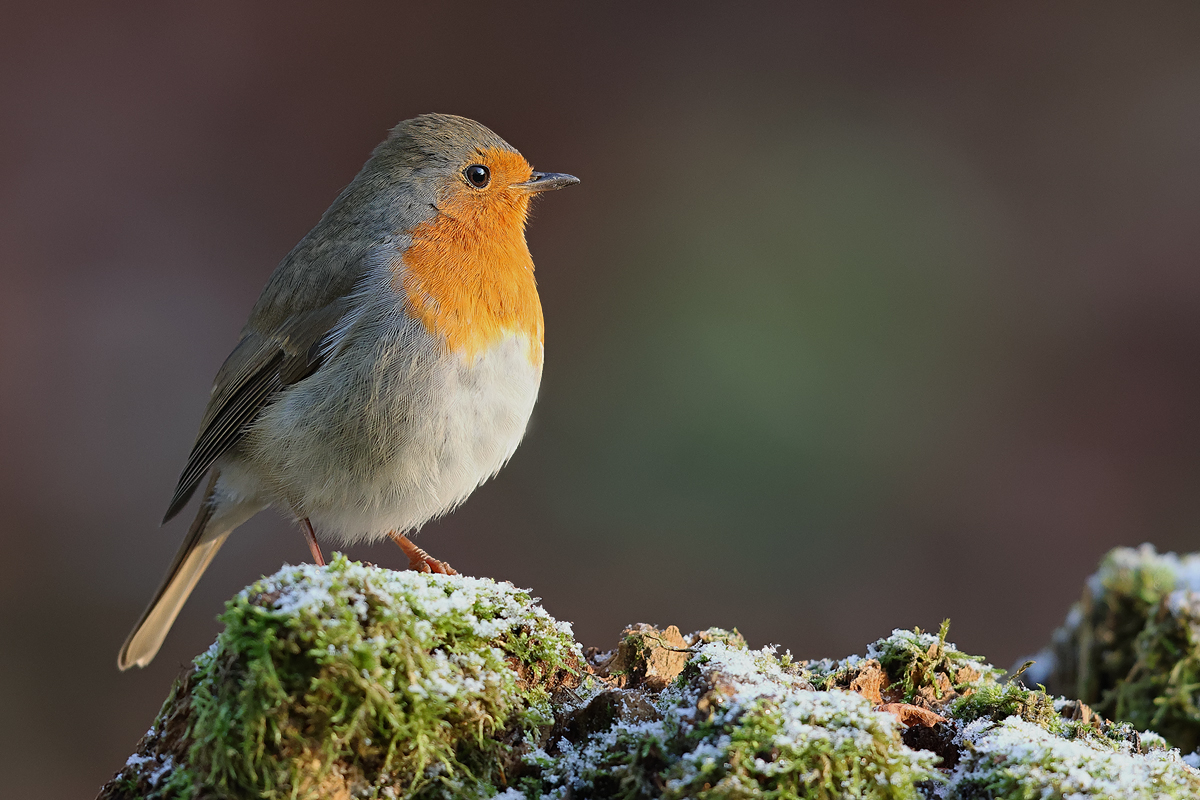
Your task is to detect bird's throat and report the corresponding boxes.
[397,192,544,367]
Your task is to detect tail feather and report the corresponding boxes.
[119,474,234,670]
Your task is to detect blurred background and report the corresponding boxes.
[3,2,1200,796]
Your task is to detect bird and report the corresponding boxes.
[118,113,578,670]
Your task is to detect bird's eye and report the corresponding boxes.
[464,164,490,189]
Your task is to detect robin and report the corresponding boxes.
[118,114,578,670]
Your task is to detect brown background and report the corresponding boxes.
[3,3,1200,797]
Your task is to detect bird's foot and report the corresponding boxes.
[389,532,457,575]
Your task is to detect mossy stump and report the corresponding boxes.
[1029,544,1200,754]
[102,552,1200,799]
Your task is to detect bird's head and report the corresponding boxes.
[371,114,578,365]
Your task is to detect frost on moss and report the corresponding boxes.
[541,638,937,800]
[951,717,1198,799]
[661,643,937,799]
[1028,543,1200,752]
[534,625,1200,799]
[102,552,1200,800]
[809,621,1000,708]
[101,555,582,800]
[797,626,1200,800]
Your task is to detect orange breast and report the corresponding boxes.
[396,151,544,367]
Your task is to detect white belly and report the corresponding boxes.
[220,312,542,544]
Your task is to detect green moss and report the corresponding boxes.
[1103,593,1200,751]
[1085,547,1187,707]
[666,690,935,799]
[154,765,199,800]
[949,717,1200,799]
[692,627,748,650]
[1034,545,1200,752]
[182,554,579,799]
[951,681,1058,728]
[103,555,1200,800]
[867,621,995,703]
[552,718,682,799]
[540,641,937,800]
[1096,545,1182,605]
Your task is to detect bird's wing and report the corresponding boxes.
[162,167,421,523]
[162,297,355,522]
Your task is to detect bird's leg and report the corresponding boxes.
[389,532,458,575]
[300,518,326,566]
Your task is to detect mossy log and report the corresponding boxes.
[100,551,1200,799]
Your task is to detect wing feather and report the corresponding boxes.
[162,298,356,522]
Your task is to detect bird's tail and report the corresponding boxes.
[118,474,237,670]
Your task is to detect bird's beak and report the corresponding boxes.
[515,172,580,193]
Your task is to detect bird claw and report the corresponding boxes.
[389,532,458,575]
[411,554,457,575]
